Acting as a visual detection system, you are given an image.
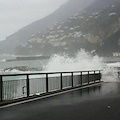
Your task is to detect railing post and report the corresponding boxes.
[99,71,101,82]
[94,71,96,83]
[118,71,120,78]
[0,76,3,102]
[26,75,30,97]
[81,72,82,85]
[88,71,89,84]
[60,73,63,90]
[71,72,73,87]
[46,74,48,92]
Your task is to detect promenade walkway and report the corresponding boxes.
[0,82,120,120]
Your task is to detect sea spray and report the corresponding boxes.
[43,49,103,72]
[0,50,119,82]
[43,49,119,82]
[102,63,119,82]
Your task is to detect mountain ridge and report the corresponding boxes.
[0,0,120,57]
[0,0,95,54]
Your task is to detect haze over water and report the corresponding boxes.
[0,49,119,82]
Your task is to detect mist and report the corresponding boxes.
[0,0,68,41]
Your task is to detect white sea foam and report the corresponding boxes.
[43,49,119,82]
[43,49,103,72]
[102,64,119,82]
[107,62,120,67]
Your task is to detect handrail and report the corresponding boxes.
[0,70,102,102]
[0,70,102,77]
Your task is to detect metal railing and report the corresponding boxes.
[0,70,102,101]
[118,71,120,78]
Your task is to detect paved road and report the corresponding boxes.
[0,82,120,120]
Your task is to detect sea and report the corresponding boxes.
[0,50,119,80]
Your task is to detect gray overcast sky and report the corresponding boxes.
[0,0,68,41]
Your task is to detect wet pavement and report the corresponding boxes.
[0,82,120,120]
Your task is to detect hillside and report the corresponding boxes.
[0,0,120,57]
[0,0,95,54]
